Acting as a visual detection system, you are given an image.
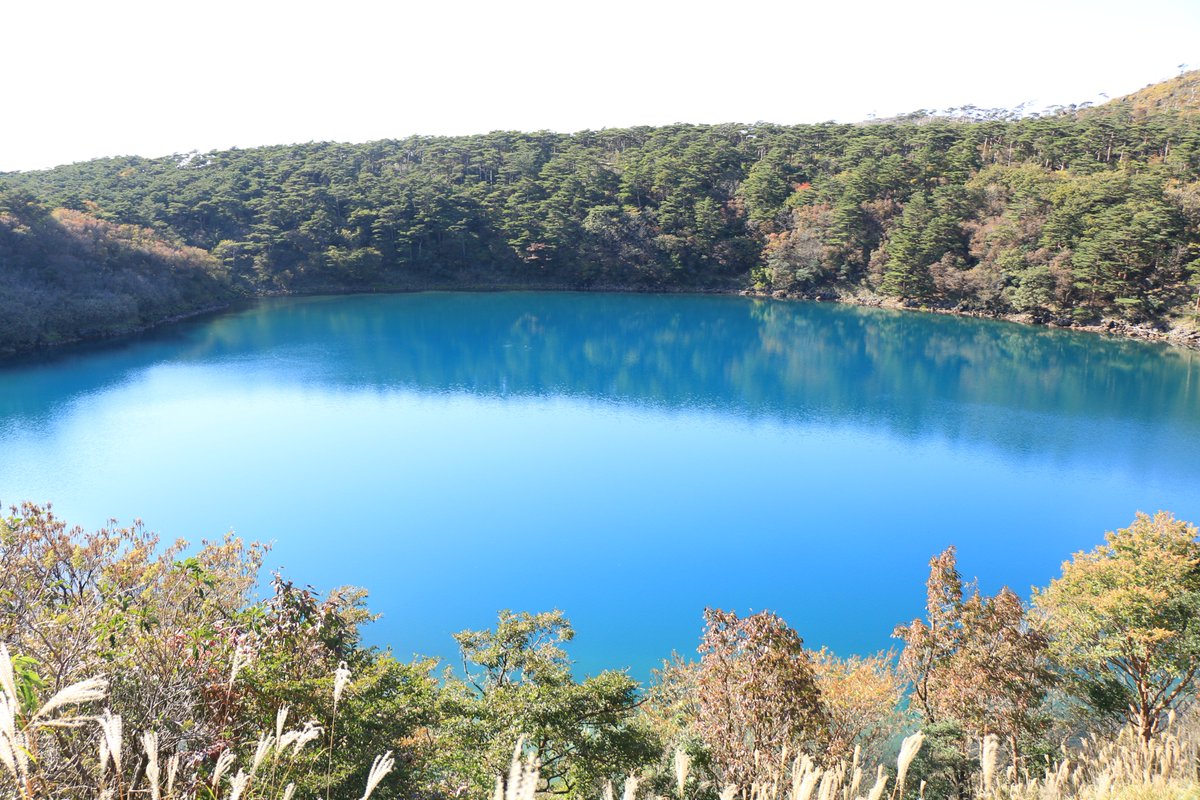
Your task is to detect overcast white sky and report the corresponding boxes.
[2,0,1197,172]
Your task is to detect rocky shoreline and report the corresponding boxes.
[742,287,1200,351]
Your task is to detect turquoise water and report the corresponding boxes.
[2,292,1199,679]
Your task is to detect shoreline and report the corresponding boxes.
[3,283,1199,364]
[738,287,1200,351]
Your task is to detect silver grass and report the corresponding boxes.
[278,729,300,751]
[98,709,123,774]
[788,757,803,800]
[867,766,888,800]
[212,748,236,786]
[229,768,250,800]
[894,731,924,799]
[509,751,540,800]
[505,744,523,800]
[981,734,999,792]
[251,732,274,774]
[0,691,14,739]
[848,766,863,800]
[0,692,19,780]
[624,775,643,800]
[795,769,821,800]
[674,747,691,798]
[817,770,835,800]
[505,738,533,800]
[276,705,289,740]
[293,720,323,755]
[0,645,16,706]
[229,647,251,691]
[143,730,161,800]
[32,676,108,720]
[334,661,352,707]
[361,750,395,800]
[282,783,297,800]
[789,756,809,800]
[166,752,181,798]
[0,730,18,780]
[99,727,109,782]
[32,715,93,728]
[718,786,737,800]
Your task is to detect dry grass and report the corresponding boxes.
[644,722,1198,800]
[998,715,1200,800]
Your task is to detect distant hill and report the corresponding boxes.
[1094,69,1200,117]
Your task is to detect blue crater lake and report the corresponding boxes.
[2,292,1199,679]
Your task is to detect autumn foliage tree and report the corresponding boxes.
[0,503,435,800]
[894,548,1054,766]
[695,609,827,785]
[809,648,906,763]
[1032,511,1200,743]
[0,502,263,757]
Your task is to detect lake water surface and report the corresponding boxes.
[2,292,1199,678]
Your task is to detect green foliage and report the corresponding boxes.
[0,503,435,800]
[8,500,1200,799]
[1032,511,1200,742]
[904,719,977,800]
[9,653,45,716]
[436,610,658,799]
[5,81,1200,357]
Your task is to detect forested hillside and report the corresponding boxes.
[0,192,231,355]
[3,72,1200,353]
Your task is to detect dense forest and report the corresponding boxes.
[2,71,1200,355]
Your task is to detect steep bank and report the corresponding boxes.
[0,193,234,357]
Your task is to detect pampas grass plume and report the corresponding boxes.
[893,731,924,799]
[334,661,352,707]
[867,765,888,800]
[980,733,999,792]
[674,747,691,798]
[361,750,394,800]
[33,676,108,720]
[142,730,160,800]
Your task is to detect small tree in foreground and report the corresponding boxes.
[695,608,826,785]
[1033,511,1200,742]
[437,610,657,799]
[894,547,1054,797]
[810,647,906,763]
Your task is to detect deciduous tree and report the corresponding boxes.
[1032,511,1200,742]
[895,548,1054,774]
[694,608,826,786]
